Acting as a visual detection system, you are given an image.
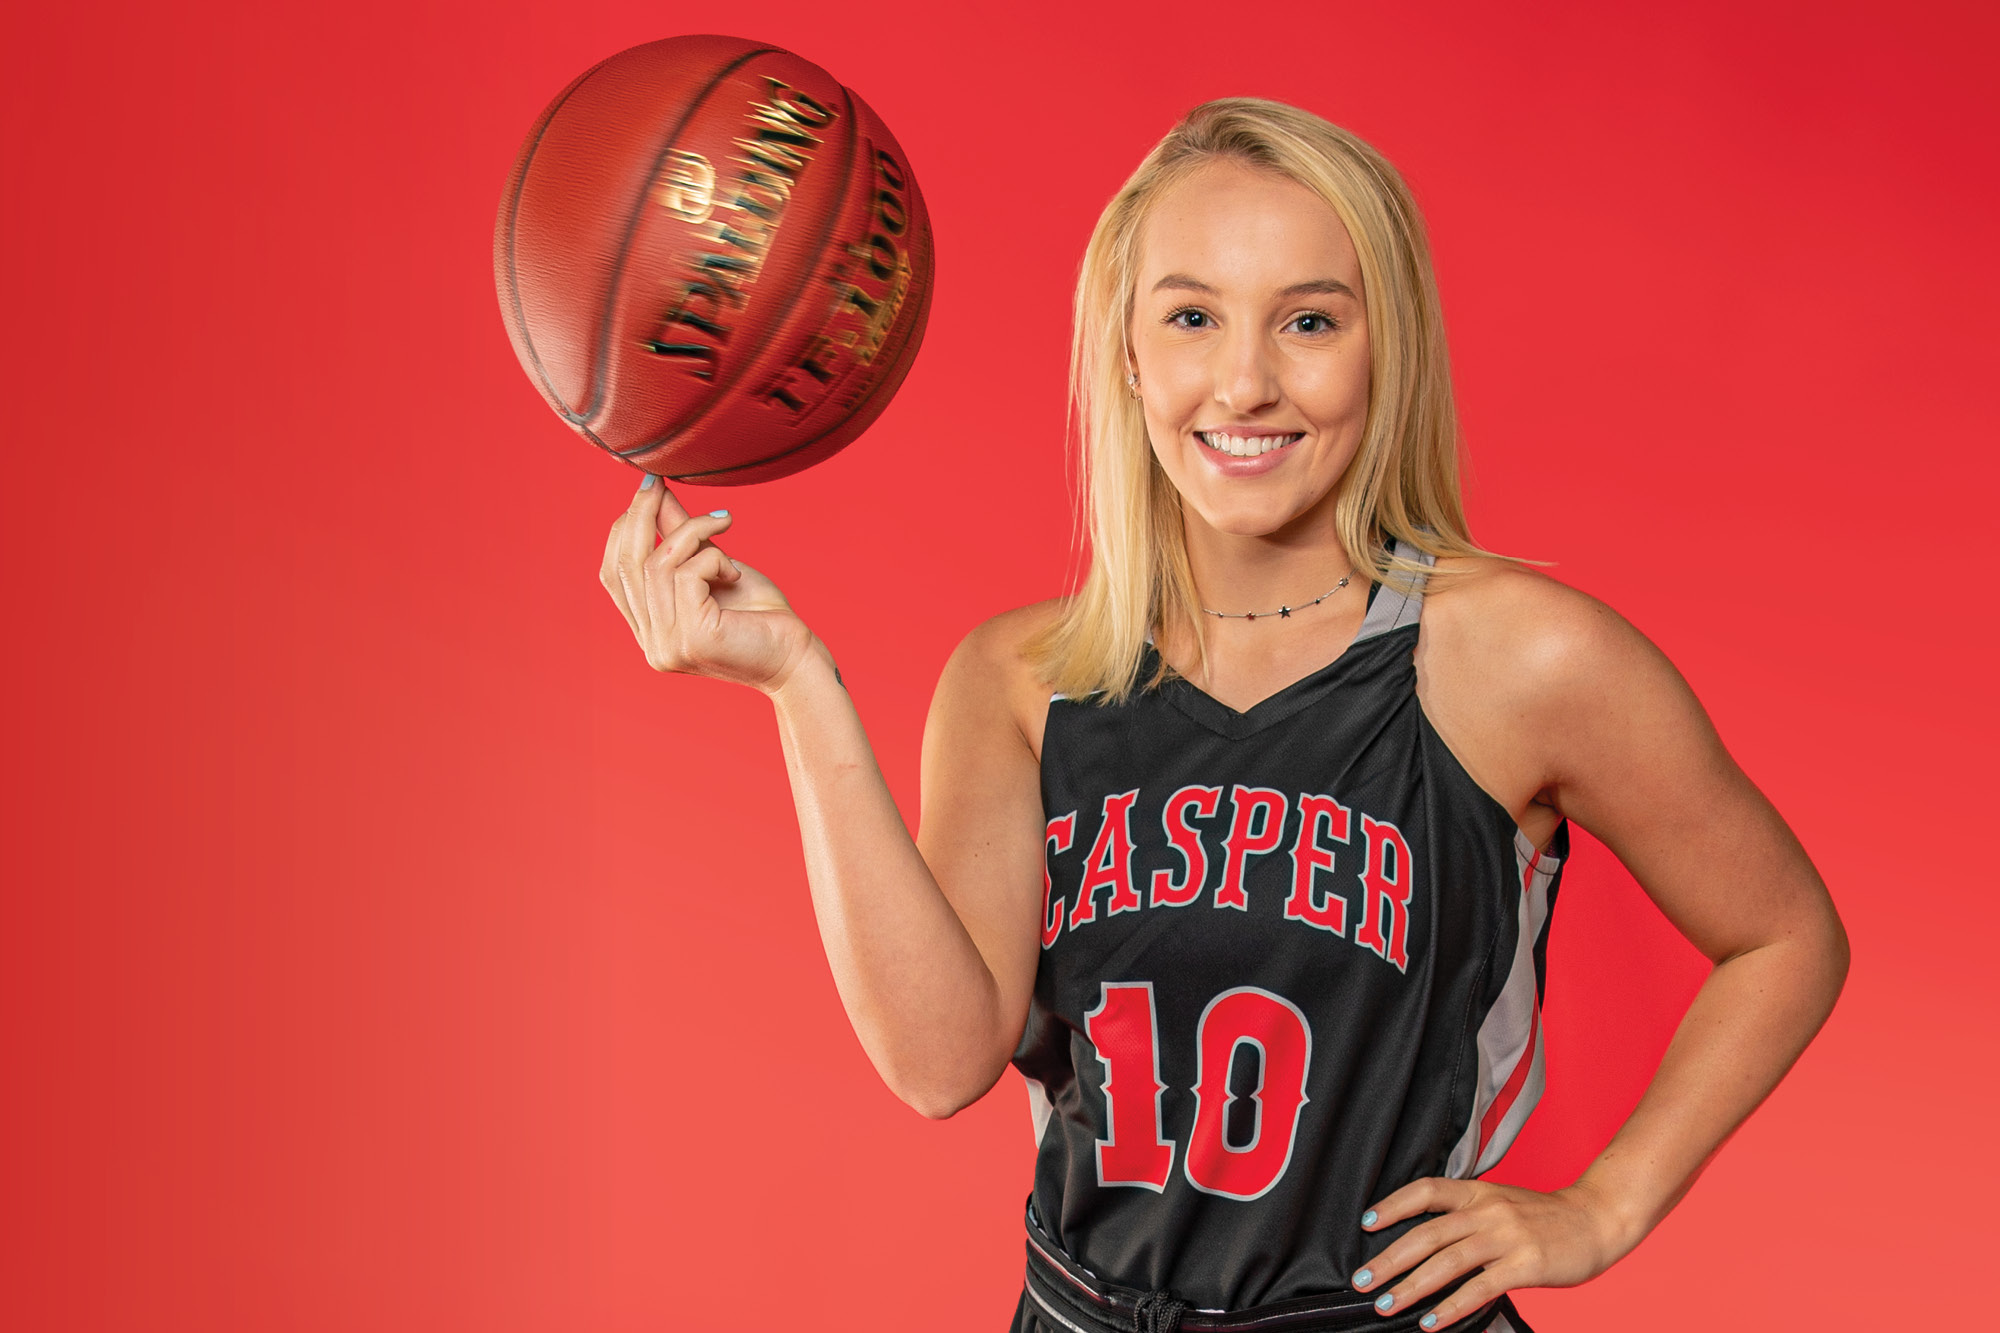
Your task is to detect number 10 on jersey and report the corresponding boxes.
[1085,982,1313,1201]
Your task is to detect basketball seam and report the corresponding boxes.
[499,54,616,428]
[587,44,778,429]
[660,237,932,480]
[614,76,863,464]
[500,43,776,454]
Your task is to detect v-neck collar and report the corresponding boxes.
[1146,542,1432,740]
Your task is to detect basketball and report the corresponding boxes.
[494,35,934,485]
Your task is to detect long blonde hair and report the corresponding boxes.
[1027,98,1496,702]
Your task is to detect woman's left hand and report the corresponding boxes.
[1351,1177,1633,1327]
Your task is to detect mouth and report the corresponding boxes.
[1197,430,1304,458]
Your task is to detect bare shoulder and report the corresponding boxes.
[1424,563,1838,970]
[931,598,1068,759]
[1419,556,1673,710]
[1417,557,1701,837]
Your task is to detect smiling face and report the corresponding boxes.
[1129,159,1372,541]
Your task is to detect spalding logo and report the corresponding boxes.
[652,150,715,225]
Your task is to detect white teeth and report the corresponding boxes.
[1201,431,1296,457]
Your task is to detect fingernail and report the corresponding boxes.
[1375,1293,1396,1312]
[708,509,730,518]
[1421,1316,1439,1330]
[1361,1209,1378,1227]
[640,474,657,491]
[1352,1269,1372,1288]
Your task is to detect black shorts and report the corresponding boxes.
[1011,1212,1533,1333]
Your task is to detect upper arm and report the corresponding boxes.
[1426,566,1844,967]
[915,606,1057,1055]
[1527,587,1842,965]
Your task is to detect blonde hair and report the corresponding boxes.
[1027,98,1497,702]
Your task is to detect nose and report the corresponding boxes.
[1211,323,1281,417]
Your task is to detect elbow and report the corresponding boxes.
[906,1090,975,1122]
[1823,908,1852,1000]
[1783,897,1852,1024]
[881,1055,1006,1122]
[891,1071,993,1121]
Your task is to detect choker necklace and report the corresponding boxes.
[1201,569,1355,621]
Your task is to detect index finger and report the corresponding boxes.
[621,471,690,535]
[643,472,693,536]
[1362,1177,1476,1230]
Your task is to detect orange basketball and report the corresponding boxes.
[494,35,934,484]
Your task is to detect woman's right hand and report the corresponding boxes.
[601,477,1050,1114]
[599,474,821,695]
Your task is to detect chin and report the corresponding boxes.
[1187,495,1310,539]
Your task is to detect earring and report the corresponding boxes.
[1126,371,1140,399]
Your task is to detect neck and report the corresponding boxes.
[1153,499,1370,701]
[1179,504,1353,619]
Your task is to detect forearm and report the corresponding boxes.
[1569,917,1849,1251]
[766,645,1012,1116]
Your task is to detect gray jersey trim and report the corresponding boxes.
[1049,542,1430,707]
[1353,538,1434,642]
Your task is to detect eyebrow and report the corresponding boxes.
[1150,274,1358,301]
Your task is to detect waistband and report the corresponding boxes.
[1022,1205,1507,1333]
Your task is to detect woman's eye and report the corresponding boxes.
[1165,307,1210,329]
[1291,312,1337,335]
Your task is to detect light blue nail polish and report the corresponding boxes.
[639,473,657,490]
[1352,1269,1372,1288]
[1361,1209,1378,1227]
[1421,1316,1439,1330]
[1375,1293,1396,1312]
[708,509,730,518]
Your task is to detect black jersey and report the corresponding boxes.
[1013,545,1566,1313]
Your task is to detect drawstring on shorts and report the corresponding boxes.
[1131,1290,1189,1333]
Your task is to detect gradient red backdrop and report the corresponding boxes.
[4,2,1995,1329]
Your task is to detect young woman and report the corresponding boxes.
[598,100,1848,1333]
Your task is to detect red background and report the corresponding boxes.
[4,1,1995,1328]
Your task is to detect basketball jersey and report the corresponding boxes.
[1013,544,1566,1312]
